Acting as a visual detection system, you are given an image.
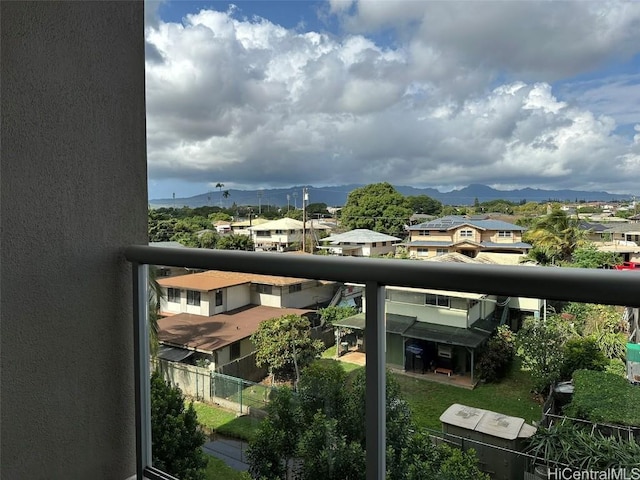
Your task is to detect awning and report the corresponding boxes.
[157,345,194,362]
[333,313,415,334]
[402,319,498,349]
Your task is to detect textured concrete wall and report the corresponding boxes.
[1,2,147,478]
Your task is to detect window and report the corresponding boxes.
[256,284,272,294]
[425,294,450,308]
[460,229,473,237]
[372,242,377,247]
[498,231,512,238]
[275,229,285,234]
[186,290,200,306]
[289,284,302,293]
[230,341,241,360]
[215,290,223,306]
[436,248,448,256]
[419,230,430,236]
[257,231,270,237]
[417,247,429,255]
[167,288,180,303]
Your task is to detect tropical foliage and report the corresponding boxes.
[340,182,413,235]
[151,372,207,480]
[247,362,489,480]
[251,314,324,385]
[476,325,516,383]
[523,208,585,265]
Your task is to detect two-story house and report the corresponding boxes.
[318,229,401,257]
[156,270,337,369]
[248,217,331,251]
[405,215,531,260]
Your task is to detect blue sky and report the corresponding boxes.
[145,0,640,200]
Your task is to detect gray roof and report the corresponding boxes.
[602,223,640,233]
[403,241,453,247]
[409,215,526,232]
[481,242,531,249]
[403,315,500,349]
[322,229,401,244]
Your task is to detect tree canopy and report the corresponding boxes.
[340,183,412,235]
[247,361,489,480]
[406,195,442,215]
[151,372,207,480]
[251,314,324,385]
[523,208,585,265]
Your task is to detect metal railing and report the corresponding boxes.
[125,245,640,480]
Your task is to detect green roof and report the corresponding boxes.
[333,313,415,334]
[403,318,499,349]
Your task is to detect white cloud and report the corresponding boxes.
[145,3,640,196]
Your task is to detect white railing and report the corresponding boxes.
[125,245,640,480]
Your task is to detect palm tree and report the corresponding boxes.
[524,208,585,265]
[148,266,164,357]
[222,189,230,207]
[215,182,224,207]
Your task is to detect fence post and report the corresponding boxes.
[238,377,243,414]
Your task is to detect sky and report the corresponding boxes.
[145,0,640,200]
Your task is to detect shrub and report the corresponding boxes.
[477,326,515,383]
[559,336,607,380]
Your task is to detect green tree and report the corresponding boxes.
[340,183,412,235]
[406,195,442,215]
[476,325,516,383]
[197,230,219,249]
[516,315,575,393]
[560,337,608,380]
[251,314,324,385]
[318,305,358,326]
[568,243,621,269]
[523,208,585,265]
[215,182,224,207]
[284,209,303,221]
[151,372,207,480]
[217,233,254,251]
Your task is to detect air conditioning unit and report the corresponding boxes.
[438,345,452,359]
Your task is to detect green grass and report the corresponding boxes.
[191,401,263,442]
[396,359,542,430]
[224,383,272,410]
[314,356,363,374]
[204,456,250,480]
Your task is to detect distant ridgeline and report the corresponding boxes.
[149,183,635,209]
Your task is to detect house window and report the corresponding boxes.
[419,230,430,236]
[275,229,285,234]
[167,288,180,303]
[425,294,450,308]
[498,231,512,238]
[289,284,302,293]
[186,290,201,306]
[257,231,270,237]
[230,341,241,360]
[436,248,448,256]
[460,229,473,237]
[417,248,429,256]
[372,242,377,247]
[215,290,223,306]
[256,284,272,294]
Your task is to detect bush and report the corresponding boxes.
[477,325,515,383]
[564,370,640,427]
[559,336,607,380]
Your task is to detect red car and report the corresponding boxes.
[614,261,640,270]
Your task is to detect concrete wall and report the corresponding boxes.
[227,284,251,311]
[1,2,146,478]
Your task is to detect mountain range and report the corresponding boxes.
[149,184,637,209]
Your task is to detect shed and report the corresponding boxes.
[439,403,536,480]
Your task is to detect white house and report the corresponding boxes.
[319,229,401,257]
[247,217,331,251]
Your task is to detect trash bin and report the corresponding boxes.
[340,342,349,356]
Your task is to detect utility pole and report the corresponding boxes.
[293,191,298,210]
[302,187,308,253]
[257,190,263,215]
[286,194,290,212]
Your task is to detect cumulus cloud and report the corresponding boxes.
[145,2,640,196]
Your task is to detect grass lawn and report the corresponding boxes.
[204,456,250,480]
[224,383,272,411]
[191,401,262,442]
[396,359,542,430]
[317,352,542,431]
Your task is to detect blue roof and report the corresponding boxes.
[409,215,526,232]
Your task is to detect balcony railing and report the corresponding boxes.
[125,245,640,480]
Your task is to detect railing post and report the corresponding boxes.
[133,262,152,478]
[365,281,385,480]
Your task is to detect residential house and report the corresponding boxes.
[248,217,331,251]
[231,217,269,236]
[156,270,337,368]
[588,223,640,263]
[319,229,401,257]
[405,215,531,260]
